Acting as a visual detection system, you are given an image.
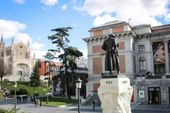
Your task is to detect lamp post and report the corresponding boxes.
[76,78,82,113]
[14,81,17,111]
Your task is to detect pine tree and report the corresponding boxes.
[30,61,40,86]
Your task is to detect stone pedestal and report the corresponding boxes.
[98,75,133,113]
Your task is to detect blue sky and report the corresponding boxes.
[0,0,170,59]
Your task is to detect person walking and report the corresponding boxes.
[92,99,97,110]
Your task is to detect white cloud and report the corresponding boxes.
[165,13,170,22]
[79,49,87,58]
[31,50,47,59]
[14,0,25,4]
[31,42,44,50]
[41,0,58,6]
[62,4,67,11]
[0,19,47,60]
[0,19,26,38]
[74,0,170,26]
[31,42,45,59]
[14,33,32,44]
[93,14,116,26]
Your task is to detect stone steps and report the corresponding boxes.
[83,92,101,106]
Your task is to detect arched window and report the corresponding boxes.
[139,57,146,71]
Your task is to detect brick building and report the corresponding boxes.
[84,21,170,106]
[38,60,62,81]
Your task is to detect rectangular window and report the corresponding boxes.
[6,50,11,56]
[139,57,146,71]
[148,87,161,104]
[138,45,145,52]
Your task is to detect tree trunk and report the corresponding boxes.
[0,75,3,82]
[64,61,71,99]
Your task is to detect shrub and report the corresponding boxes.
[0,108,6,113]
[0,91,3,99]
[10,88,28,95]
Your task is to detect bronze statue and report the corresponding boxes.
[102,34,119,75]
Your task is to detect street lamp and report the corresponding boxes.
[76,78,82,113]
[13,81,17,111]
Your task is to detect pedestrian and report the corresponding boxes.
[34,99,37,107]
[92,99,97,110]
[39,99,42,106]
[37,98,40,106]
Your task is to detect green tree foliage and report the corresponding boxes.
[58,46,83,72]
[30,61,40,86]
[47,27,83,99]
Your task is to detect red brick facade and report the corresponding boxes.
[92,45,104,53]
[93,57,102,75]
[92,29,103,37]
[119,55,126,73]
[38,61,47,76]
[118,41,125,50]
[93,83,100,91]
[112,25,124,33]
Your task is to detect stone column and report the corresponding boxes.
[164,41,170,75]
[150,42,154,74]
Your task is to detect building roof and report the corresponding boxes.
[89,21,128,32]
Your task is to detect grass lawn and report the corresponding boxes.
[40,97,78,107]
[0,81,51,96]
[1,82,77,107]
[0,91,3,99]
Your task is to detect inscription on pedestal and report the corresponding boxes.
[122,80,128,84]
[106,81,112,84]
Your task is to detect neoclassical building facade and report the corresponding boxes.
[84,21,170,106]
[0,37,34,81]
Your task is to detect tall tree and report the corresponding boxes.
[58,46,83,72]
[47,27,83,99]
[30,61,40,86]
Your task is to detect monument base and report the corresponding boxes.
[98,75,133,113]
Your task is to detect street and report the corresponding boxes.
[1,99,170,113]
[1,104,170,113]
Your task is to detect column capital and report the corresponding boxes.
[163,40,169,43]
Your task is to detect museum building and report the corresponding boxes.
[84,21,170,106]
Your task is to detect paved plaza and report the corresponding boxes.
[1,99,170,113]
[1,104,170,113]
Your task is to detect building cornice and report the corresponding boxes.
[88,21,127,32]
[136,30,170,39]
[83,31,136,43]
